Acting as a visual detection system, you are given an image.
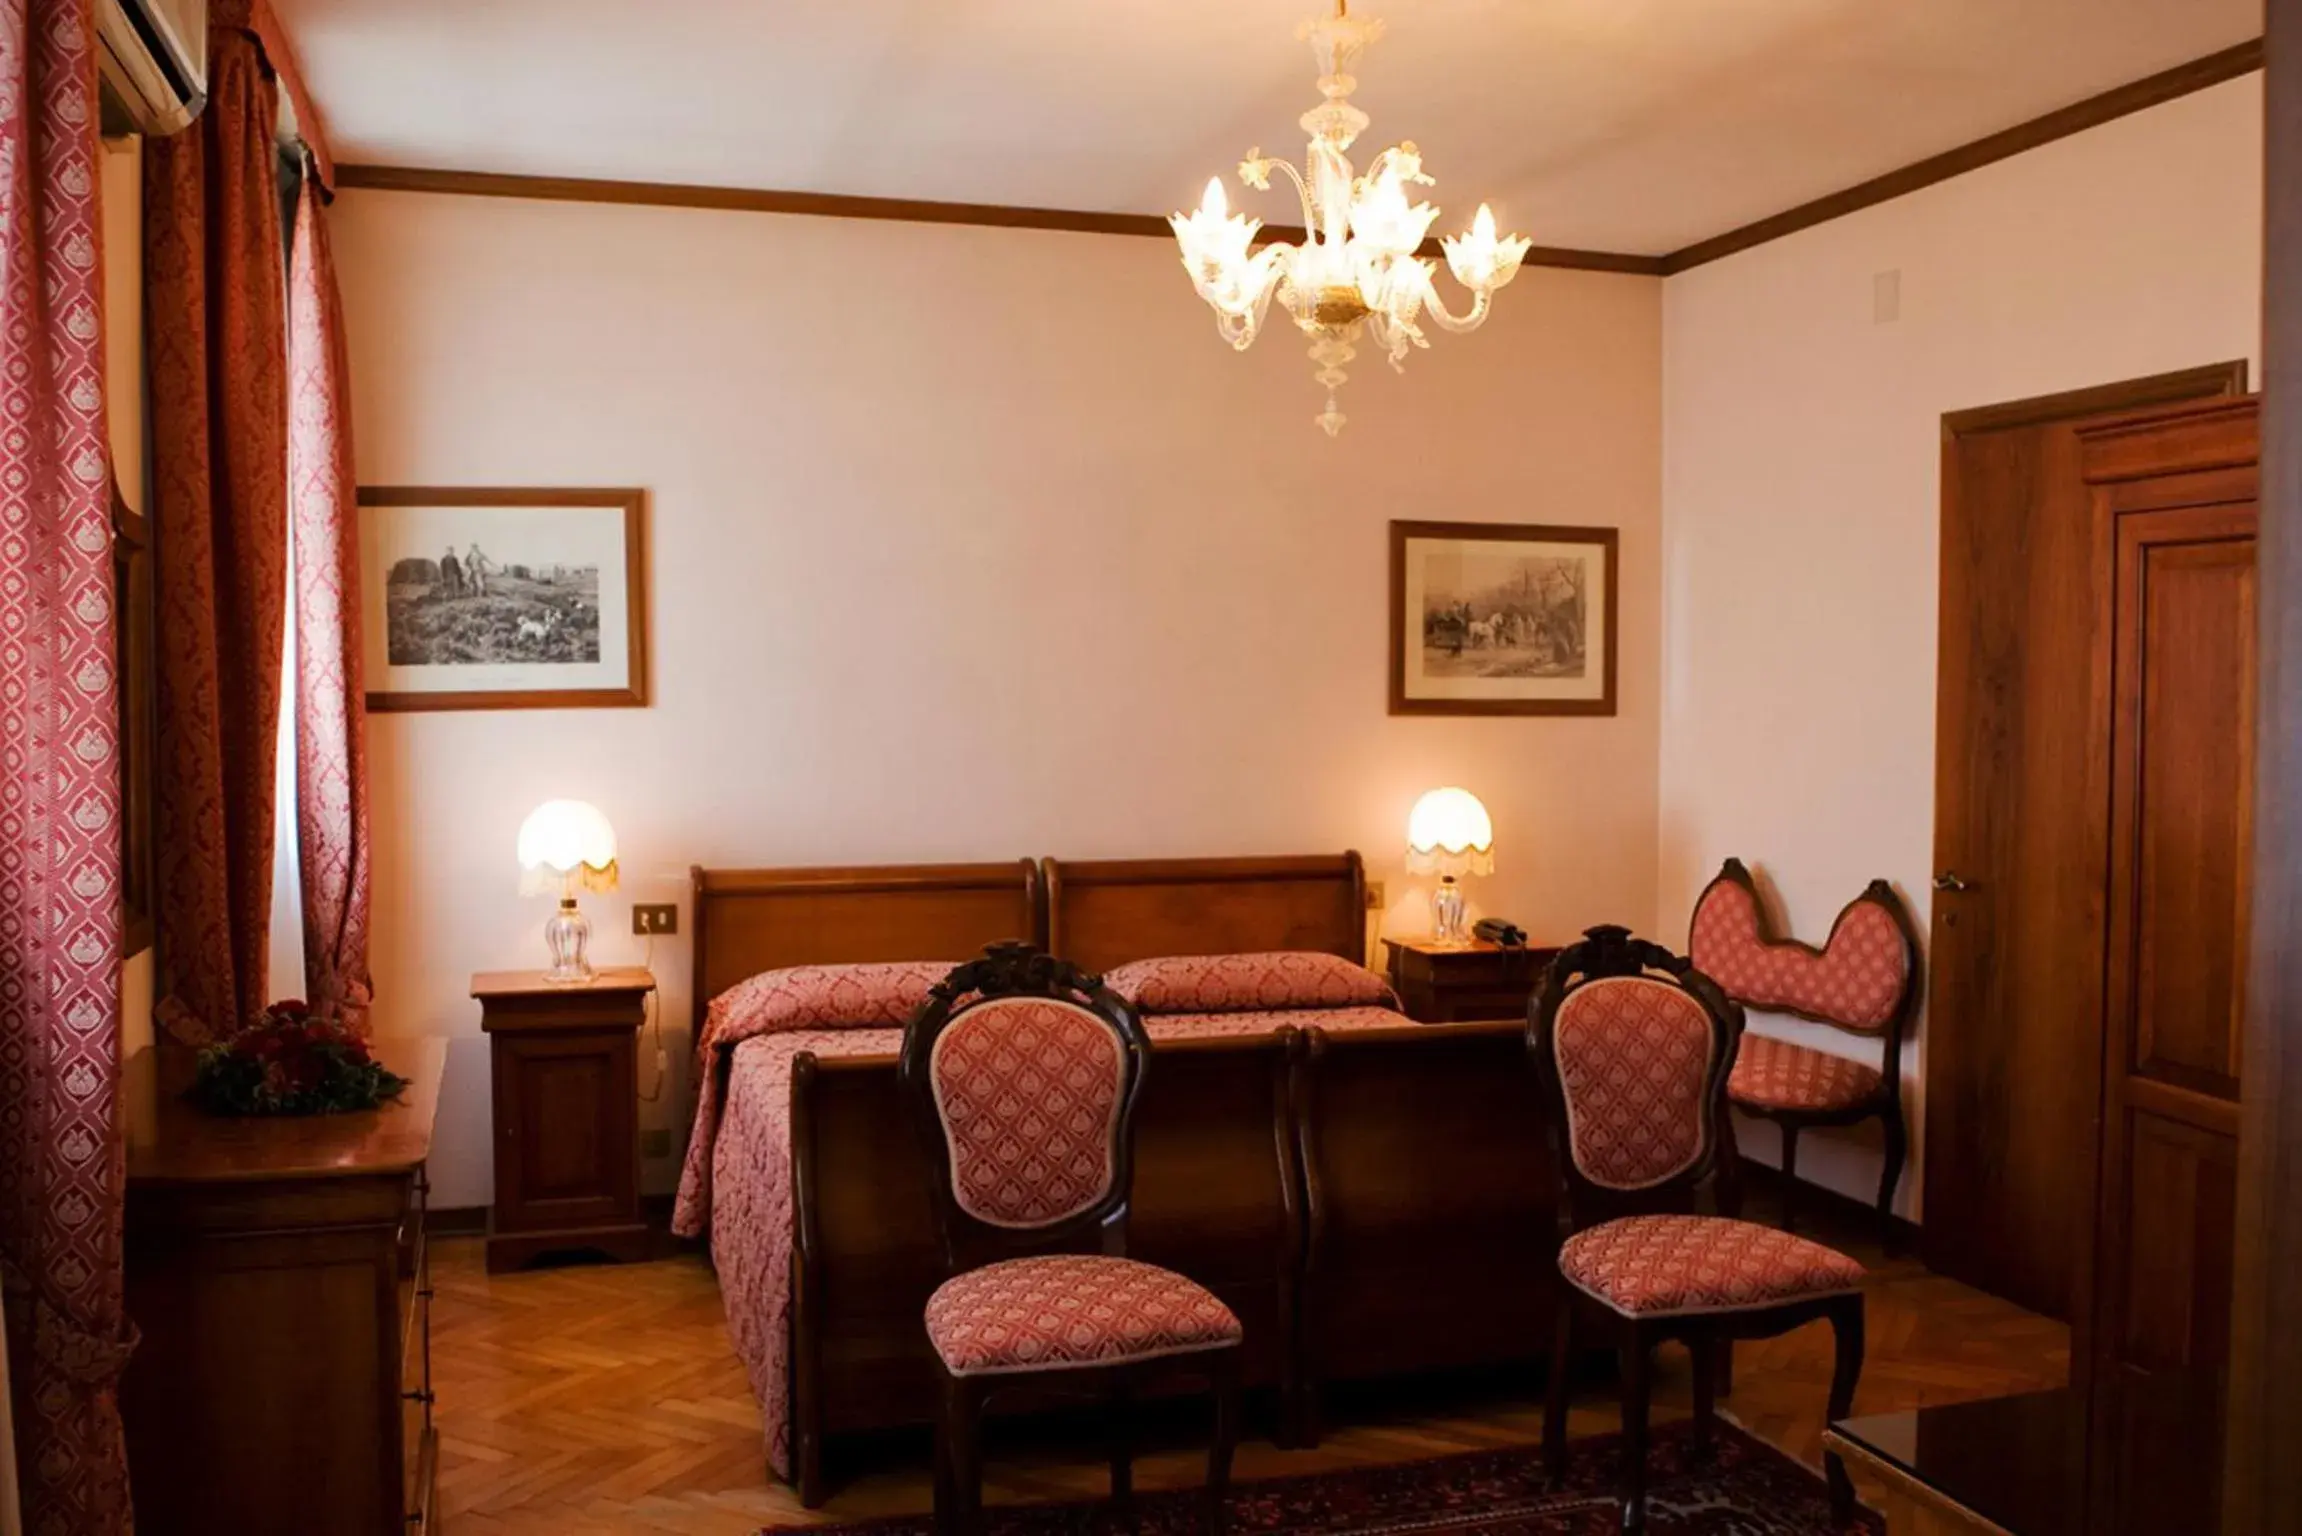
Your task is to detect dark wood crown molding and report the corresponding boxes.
[335,37,2260,284]
[330,163,1667,276]
[1664,38,2263,274]
[1941,361,2252,439]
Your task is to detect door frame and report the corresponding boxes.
[2227,5,2302,1527]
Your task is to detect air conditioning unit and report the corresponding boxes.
[97,0,205,136]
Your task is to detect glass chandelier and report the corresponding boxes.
[1169,0,1534,437]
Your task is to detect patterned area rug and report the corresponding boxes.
[763,1420,1879,1534]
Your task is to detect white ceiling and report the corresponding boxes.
[271,0,2260,256]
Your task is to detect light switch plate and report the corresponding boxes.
[632,903,679,937]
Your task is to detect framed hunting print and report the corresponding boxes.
[1390,519,1617,717]
[358,487,648,712]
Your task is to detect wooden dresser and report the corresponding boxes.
[119,1035,446,1536]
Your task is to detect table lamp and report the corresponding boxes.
[517,799,619,983]
[1406,786,1495,946]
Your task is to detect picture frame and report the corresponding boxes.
[1389,519,1618,717]
[357,486,649,712]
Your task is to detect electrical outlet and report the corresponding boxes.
[640,1128,672,1159]
[1365,880,1386,910]
[632,903,679,937]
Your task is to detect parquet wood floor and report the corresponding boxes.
[432,1197,2069,1535]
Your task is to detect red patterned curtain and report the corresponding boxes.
[0,0,138,1528]
[144,23,288,1045]
[288,176,373,1028]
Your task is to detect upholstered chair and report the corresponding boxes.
[1689,858,1920,1241]
[1529,925,1867,1534]
[901,943,1243,1535]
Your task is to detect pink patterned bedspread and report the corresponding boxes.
[670,956,1409,1481]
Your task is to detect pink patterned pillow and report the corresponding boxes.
[1689,872,1911,1032]
[1553,977,1717,1191]
[1104,952,1395,1015]
[701,961,951,1055]
[929,997,1127,1229]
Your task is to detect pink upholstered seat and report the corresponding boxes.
[1558,1214,1866,1319]
[906,950,1243,1529]
[1727,1033,1883,1114]
[925,1254,1244,1377]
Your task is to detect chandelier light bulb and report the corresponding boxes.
[1170,6,1533,435]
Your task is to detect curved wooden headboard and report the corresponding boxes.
[1042,853,1367,976]
[688,861,1045,1012]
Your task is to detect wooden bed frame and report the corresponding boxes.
[1043,853,1367,972]
[1294,1017,1560,1428]
[689,852,1558,1503]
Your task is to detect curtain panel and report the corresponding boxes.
[0,0,137,1528]
[143,25,288,1046]
[288,177,373,1027]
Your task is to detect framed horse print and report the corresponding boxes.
[357,487,649,712]
[1389,519,1617,717]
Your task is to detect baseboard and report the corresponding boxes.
[426,1205,488,1236]
[1738,1160,1922,1252]
[426,1194,687,1241]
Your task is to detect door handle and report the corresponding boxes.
[1933,872,1973,893]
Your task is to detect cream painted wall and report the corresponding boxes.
[329,191,1665,1208]
[1658,75,2265,1217]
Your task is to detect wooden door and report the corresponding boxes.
[2077,401,2257,1529]
[1926,364,2246,1319]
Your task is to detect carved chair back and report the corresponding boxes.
[1687,857,1919,1093]
[1528,925,1745,1230]
[900,942,1153,1273]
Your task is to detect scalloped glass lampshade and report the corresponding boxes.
[517,799,620,897]
[1405,787,1495,879]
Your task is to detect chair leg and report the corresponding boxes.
[1690,1335,1717,1463]
[1618,1327,1653,1535]
[1779,1123,1802,1233]
[1825,1299,1867,1527]
[1878,1108,1908,1255]
[1715,1338,1736,1399]
[1206,1350,1241,1536]
[939,1374,982,1536]
[1544,1290,1576,1479]
[1110,1375,1137,1533]
[933,1395,955,1534]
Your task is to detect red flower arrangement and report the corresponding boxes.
[193,1000,410,1117]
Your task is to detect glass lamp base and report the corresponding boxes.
[543,899,594,984]
[1432,878,1469,945]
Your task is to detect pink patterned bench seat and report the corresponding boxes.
[1728,1033,1884,1114]
[671,953,1406,1479]
[1687,861,1915,1121]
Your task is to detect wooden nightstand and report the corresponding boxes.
[1384,938,1564,1023]
[473,967,654,1273]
